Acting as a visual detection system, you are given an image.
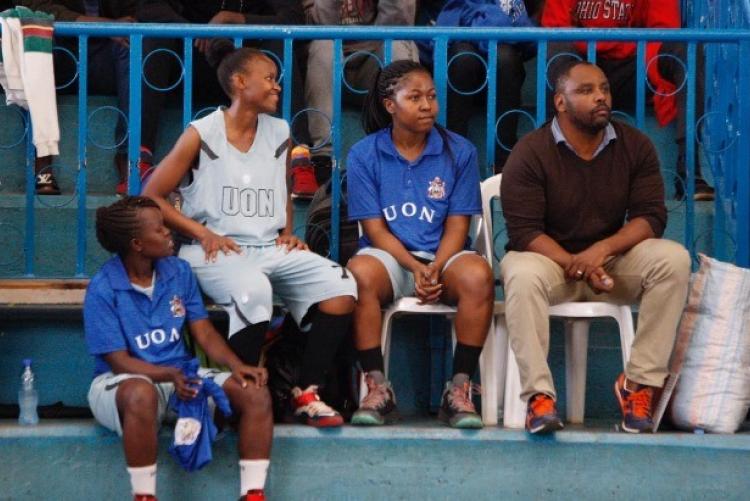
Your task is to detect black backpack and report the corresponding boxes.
[304,176,359,266]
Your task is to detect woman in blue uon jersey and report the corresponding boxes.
[84,196,271,501]
[346,60,494,429]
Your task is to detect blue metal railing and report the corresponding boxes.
[3,22,750,276]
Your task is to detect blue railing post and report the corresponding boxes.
[183,37,193,128]
[535,40,547,126]
[434,37,448,126]
[282,38,293,125]
[485,41,498,179]
[127,34,143,195]
[330,38,343,263]
[685,42,697,259]
[635,41,646,129]
[736,40,750,266]
[76,35,89,277]
[23,115,35,277]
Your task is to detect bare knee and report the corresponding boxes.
[347,256,389,301]
[318,294,355,315]
[455,259,495,302]
[231,385,272,417]
[116,379,158,421]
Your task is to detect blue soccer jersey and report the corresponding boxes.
[346,126,481,255]
[84,256,209,377]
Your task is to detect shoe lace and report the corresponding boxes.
[448,381,479,413]
[530,394,555,417]
[304,398,337,417]
[360,376,391,410]
[626,387,653,420]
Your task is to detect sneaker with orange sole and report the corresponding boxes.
[614,373,654,433]
[525,393,564,434]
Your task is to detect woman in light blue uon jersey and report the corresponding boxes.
[346,60,494,429]
[85,196,271,501]
[143,41,357,430]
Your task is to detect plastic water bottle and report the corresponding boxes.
[18,358,39,425]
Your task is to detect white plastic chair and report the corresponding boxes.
[357,186,505,425]
[481,174,636,429]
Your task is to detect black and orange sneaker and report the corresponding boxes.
[291,385,343,427]
[240,489,266,501]
[290,145,318,199]
[525,393,564,434]
[614,373,654,434]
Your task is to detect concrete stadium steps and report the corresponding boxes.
[1,419,749,500]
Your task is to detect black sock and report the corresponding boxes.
[298,310,352,389]
[452,343,483,379]
[227,321,269,366]
[358,347,385,374]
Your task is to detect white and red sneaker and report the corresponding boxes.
[240,489,266,501]
[291,385,343,427]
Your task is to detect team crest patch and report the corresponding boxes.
[427,177,446,200]
[170,296,186,317]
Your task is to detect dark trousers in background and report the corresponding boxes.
[446,42,531,172]
[54,36,162,155]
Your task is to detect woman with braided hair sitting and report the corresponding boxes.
[346,60,495,428]
[84,196,272,501]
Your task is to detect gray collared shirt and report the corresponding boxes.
[551,117,617,159]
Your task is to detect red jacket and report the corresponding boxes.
[542,0,680,125]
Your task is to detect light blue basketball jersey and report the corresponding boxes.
[181,108,289,246]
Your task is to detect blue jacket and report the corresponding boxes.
[418,0,536,65]
[168,359,233,472]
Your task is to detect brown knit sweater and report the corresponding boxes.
[501,120,667,254]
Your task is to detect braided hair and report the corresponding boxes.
[95,196,159,256]
[361,59,454,161]
[207,39,269,98]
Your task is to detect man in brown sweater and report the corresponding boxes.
[500,60,691,434]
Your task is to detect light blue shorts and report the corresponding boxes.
[87,368,230,436]
[180,244,358,336]
[355,247,475,301]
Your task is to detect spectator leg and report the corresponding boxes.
[446,41,483,139]
[495,44,527,172]
[304,39,334,156]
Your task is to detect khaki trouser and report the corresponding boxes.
[500,238,691,403]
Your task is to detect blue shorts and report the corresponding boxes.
[179,244,357,336]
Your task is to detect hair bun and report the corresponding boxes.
[206,38,236,69]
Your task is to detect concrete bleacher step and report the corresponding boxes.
[1,419,749,500]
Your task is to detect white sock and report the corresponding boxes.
[239,459,269,495]
[127,464,157,496]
